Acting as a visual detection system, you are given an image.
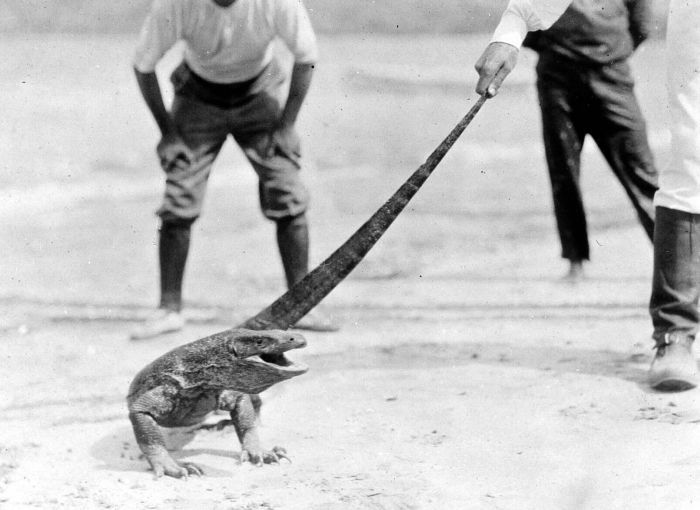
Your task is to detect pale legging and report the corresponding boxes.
[655,0,700,213]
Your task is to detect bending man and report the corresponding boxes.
[132,0,337,339]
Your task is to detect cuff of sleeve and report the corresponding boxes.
[131,58,156,74]
[133,50,158,74]
[133,62,157,74]
[292,49,319,65]
[490,11,529,49]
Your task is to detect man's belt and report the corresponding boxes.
[170,61,265,108]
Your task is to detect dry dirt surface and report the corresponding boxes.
[1,35,699,509]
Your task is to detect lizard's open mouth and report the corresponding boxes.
[253,352,309,375]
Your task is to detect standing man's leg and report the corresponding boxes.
[588,62,657,242]
[132,95,228,340]
[536,61,589,281]
[159,217,194,312]
[646,0,700,390]
[648,208,700,390]
[276,213,310,288]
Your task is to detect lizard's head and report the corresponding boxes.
[227,329,308,376]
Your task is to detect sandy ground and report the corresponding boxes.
[1,34,699,509]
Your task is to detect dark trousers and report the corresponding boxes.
[650,206,700,342]
[536,55,658,261]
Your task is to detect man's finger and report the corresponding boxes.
[180,147,194,164]
[160,151,191,172]
[473,42,518,97]
[177,152,192,166]
[274,138,295,160]
[173,153,191,171]
[487,64,512,98]
[474,56,493,96]
[475,73,494,97]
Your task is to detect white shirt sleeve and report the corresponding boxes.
[133,0,182,73]
[490,0,572,48]
[274,0,319,64]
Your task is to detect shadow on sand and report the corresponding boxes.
[90,425,245,478]
[306,340,652,388]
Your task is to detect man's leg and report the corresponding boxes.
[276,213,309,288]
[589,63,657,242]
[131,219,193,341]
[536,62,589,280]
[159,218,194,312]
[646,2,700,390]
[648,207,699,390]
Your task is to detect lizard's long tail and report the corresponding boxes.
[239,95,488,331]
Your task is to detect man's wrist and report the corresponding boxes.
[159,120,179,138]
[276,117,295,130]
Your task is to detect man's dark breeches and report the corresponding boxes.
[536,56,658,261]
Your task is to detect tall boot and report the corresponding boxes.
[276,213,309,288]
[275,214,339,332]
[130,219,191,340]
[648,206,700,391]
[159,219,192,312]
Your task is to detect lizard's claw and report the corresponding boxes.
[269,446,291,463]
[240,446,290,466]
[180,461,204,477]
[149,454,204,479]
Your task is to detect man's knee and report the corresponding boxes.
[157,213,198,229]
[157,187,203,217]
[274,212,307,229]
[259,179,309,221]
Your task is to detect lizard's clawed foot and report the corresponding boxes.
[148,453,204,478]
[240,446,290,466]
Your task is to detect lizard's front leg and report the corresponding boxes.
[218,391,289,465]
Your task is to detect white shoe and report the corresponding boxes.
[561,260,585,284]
[648,334,698,392]
[130,309,185,340]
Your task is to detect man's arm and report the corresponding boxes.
[134,68,193,171]
[474,0,572,97]
[626,0,653,49]
[134,69,176,137]
[133,0,190,170]
[270,0,318,157]
[270,62,314,159]
[280,62,314,129]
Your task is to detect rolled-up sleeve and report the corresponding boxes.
[491,0,572,48]
[133,0,181,73]
[275,0,318,64]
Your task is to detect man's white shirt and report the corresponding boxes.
[134,0,318,83]
[491,0,572,48]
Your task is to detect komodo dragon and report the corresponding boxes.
[127,329,307,478]
[126,97,488,479]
